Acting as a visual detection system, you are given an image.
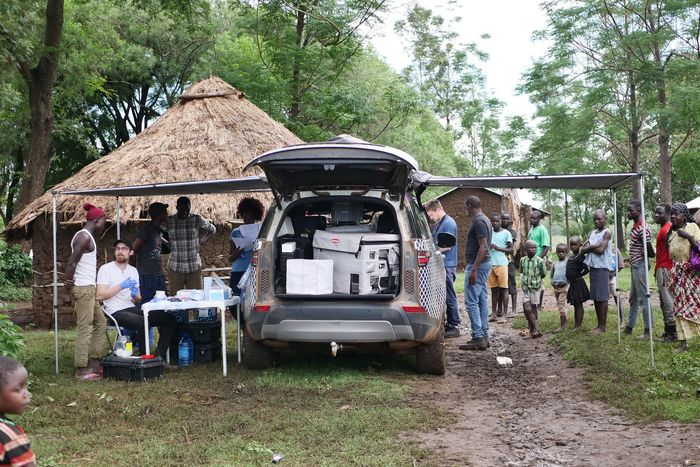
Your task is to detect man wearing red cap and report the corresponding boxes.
[62,203,108,381]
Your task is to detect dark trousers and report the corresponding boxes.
[111,307,176,358]
[139,274,166,304]
[445,266,459,327]
[229,270,245,325]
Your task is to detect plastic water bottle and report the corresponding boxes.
[124,334,133,356]
[178,333,194,366]
[204,277,213,300]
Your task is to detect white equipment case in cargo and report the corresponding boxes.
[312,230,400,295]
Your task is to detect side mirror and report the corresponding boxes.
[437,232,456,248]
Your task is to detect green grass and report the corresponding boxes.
[0,285,32,302]
[16,328,443,466]
[514,310,700,422]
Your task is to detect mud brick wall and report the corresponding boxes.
[435,188,533,270]
[30,217,240,328]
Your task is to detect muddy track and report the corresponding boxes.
[410,322,700,466]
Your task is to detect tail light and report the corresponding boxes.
[417,250,430,267]
[402,305,426,313]
[251,251,258,267]
[253,304,270,312]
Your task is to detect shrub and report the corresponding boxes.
[0,314,24,358]
[0,244,32,287]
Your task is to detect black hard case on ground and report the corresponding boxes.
[178,320,222,344]
[102,355,164,382]
[193,341,222,363]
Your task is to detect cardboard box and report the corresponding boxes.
[286,259,334,295]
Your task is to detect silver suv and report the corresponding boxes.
[239,136,447,374]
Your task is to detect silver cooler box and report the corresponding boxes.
[312,230,400,294]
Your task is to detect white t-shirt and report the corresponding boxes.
[97,261,140,314]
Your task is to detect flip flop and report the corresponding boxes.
[74,371,101,382]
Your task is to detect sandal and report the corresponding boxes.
[530,331,543,339]
[518,329,529,337]
[74,369,102,381]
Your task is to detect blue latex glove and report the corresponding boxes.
[129,285,139,298]
[120,278,137,289]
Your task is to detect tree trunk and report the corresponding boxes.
[657,86,672,203]
[4,145,26,222]
[290,6,306,119]
[14,0,64,211]
[564,191,569,240]
[628,73,641,200]
[16,79,54,211]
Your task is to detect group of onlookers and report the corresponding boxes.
[425,196,700,353]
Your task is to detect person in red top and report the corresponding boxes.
[654,203,675,342]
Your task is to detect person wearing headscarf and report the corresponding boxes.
[62,203,108,380]
[668,203,700,352]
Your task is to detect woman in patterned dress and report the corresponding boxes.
[668,203,700,352]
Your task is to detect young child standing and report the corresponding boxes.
[566,236,590,330]
[520,240,546,338]
[551,243,570,333]
[0,356,35,467]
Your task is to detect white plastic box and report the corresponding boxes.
[312,230,400,294]
[286,259,334,295]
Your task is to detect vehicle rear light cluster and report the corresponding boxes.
[253,304,270,312]
[251,251,258,267]
[402,305,426,313]
[417,250,430,267]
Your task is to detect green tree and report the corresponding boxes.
[0,0,64,211]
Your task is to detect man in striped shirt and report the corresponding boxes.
[624,199,655,338]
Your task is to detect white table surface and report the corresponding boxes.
[141,297,240,376]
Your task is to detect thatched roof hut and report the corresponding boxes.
[6,77,301,237]
[4,76,303,327]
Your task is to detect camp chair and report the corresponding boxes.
[102,306,124,352]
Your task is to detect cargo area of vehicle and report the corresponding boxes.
[272,198,402,298]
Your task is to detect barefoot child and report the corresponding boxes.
[551,243,569,333]
[520,240,546,338]
[565,236,590,330]
[0,356,35,467]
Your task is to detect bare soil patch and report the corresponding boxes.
[409,309,700,466]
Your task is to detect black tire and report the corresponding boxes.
[415,328,446,375]
[242,333,275,370]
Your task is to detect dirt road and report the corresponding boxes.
[411,322,700,466]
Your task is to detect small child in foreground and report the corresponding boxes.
[0,356,35,467]
[551,243,570,333]
[565,236,590,330]
[520,240,546,338]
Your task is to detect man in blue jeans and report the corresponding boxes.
[425,199,460,338]
[459,196,493,351]
[624,199,655,339]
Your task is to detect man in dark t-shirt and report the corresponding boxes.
[133,202,170,303]
[459,195,493,351]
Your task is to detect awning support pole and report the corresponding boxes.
[52,194,59,374]
[115,196,121,239]
[639,175,654,368]
[612,189,621,345]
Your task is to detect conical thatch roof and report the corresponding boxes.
[5,77,303,238]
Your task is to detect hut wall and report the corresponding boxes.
[31,218,239,328]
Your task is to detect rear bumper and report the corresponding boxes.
[246,301,440,343]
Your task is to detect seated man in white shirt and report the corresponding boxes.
[96,239,177,360]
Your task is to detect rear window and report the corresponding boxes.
[406,194,432,240]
